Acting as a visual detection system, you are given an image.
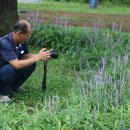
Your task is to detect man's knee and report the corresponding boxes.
[30,63,36,72]
[0,64,16,81]
[25,63,36,73]
[32,63,36,70]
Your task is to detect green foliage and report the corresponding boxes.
[0,93,130,129]
[47,0,86,3]
[29,24,130,68]
[47,0,130,5]
[101,0,130,5]
[1,24,130,129]
[18,1,130,15]
[29,25,86,51]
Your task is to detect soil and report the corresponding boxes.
[19,10,130,32]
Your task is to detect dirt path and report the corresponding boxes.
[19,10,130,32]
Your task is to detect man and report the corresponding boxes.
[0,19,51,102]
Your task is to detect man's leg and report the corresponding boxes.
[10,63,36,92]
[0,64,16,96]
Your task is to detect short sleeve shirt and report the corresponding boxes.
[0,32,29,67]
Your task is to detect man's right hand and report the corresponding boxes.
[9,48,51,69]
[37,48,51,61]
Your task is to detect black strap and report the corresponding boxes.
[42,60,47,92]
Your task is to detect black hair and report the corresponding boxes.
[13,22,28,34]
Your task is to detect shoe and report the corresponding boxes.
[11,87,27,93]
[0,95,11,103]
[17,87,28,93]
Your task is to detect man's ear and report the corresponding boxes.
[16,31,22,35]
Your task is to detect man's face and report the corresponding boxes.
[15,21,32,43]
[17,28,32,43]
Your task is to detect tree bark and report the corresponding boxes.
[0,0,19,36]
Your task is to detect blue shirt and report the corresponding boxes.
[0,32,29,67]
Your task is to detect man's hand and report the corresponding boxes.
[37,48,51,61]
[9,48,51,69]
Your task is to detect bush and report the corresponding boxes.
[47,0,86,3]
[100,0,130,5]
[46,0,130,5]
[29,24,130,68]
[29,25,86,51]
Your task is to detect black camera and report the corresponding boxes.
[43,49,59,59]
[42,49,59,92]
[50,49,59,59]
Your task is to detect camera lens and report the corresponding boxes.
[50,50,59,59]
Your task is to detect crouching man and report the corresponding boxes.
[0,19,51,102]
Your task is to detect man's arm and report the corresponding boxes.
[9,56,39,69]
[9,49,50,69]
[23,53,36,59]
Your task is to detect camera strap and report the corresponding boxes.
[42,60,47,92]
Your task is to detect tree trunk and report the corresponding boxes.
[0,0,19,36]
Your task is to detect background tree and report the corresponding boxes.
[0,0,19,36]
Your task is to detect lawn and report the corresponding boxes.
[18,1,130,32]
[18,1,130,15]
[0,1,130,129]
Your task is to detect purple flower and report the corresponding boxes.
[52,95,55,112]
[97,102,100,111]
[48,96,51,113]
[80,95,83,108]
[112,22,115,31]
[111,92,113,105]
[55,95,60,112]
[101,58,107,70]
[114,80,117,89]
[115,91,119,108]
[92,23,98,43]
[124,54,128,67]
[128,88,130,94]
[119,22,123,32]
[109,75,112,84]
[113,56,117,79]
[120,73,125,88]
[89,79,93,98]
[118,55,121,65]
[122,120,126,130]
[93,107,97,121]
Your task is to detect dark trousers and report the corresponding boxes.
[0,63,36,95]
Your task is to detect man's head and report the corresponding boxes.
[13,19,32,43]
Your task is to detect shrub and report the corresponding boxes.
[47,0,86,3]
[100,0,130,5]
[29,24,130,68]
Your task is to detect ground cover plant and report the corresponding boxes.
[0,1,130,129]
[47,0,130,5]
[0,19,130,129]
[18,1,130,32]
[18,1,130,15]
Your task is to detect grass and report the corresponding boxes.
[18,1,130,15]
[1,2,130,129]
[1,27,130,128]
[14,48,75,102]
